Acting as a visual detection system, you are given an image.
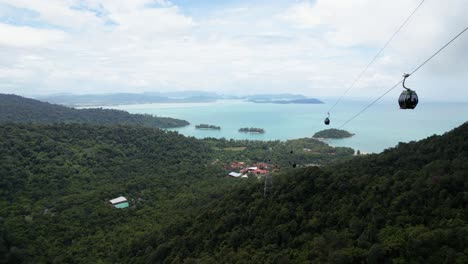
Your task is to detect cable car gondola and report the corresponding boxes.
[398,73,418,109]
[324,112,330,125]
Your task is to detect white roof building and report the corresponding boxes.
[228,172,243,177]
[109,196,127,205]
[247,167,258,171]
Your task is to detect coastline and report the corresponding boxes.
[76,99,246,110]
[74,100,468,154]
[239,131,265,134]
[196,128,221,130]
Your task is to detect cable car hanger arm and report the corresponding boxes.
[402,73,411,90]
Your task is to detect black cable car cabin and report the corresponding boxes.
[324,112,330,125]
[399,73,418,109]
[398,90,418,109]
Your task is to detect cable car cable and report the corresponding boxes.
[338,80,402,129]
[326,0,426,117]
[408,26,468,76]
[338,25,468,129]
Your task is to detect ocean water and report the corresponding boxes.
[98,100,468,153]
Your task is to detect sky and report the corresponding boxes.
[0,0,467,101]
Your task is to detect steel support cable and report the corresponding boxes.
[327,0,426,115]
[338,25,468,129]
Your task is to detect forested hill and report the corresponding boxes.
[313,128,354,139]
[0,123,215,263]
[0,94,189,128]
[0,114,466,263]
[139,122,468,263]
[0,122,353,263]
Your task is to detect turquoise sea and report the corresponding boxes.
[99,100,468,153]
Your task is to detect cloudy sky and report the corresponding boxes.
[0,0,467,100]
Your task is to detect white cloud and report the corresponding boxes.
[280,1,321,28]
[0,23,65,47]
[110,6,194,34]
[278,0,468,98]
[0,0,467,101]
[280,0,427,47]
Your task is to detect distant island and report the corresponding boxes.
[36,92,325,107]
[37,91,219,107]
[239,127,265,133]
[244,93,307,100]
[248,98,323,104]
[195,124,221,130]
[313,129,354,139]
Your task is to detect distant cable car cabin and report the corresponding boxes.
[324,112,330,125]
[399,73,418,109]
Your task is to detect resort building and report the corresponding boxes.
[253,163,268,169]
[226,161,269,178]
[228,172,243,178]
[254,169,268,175]
[109,196,129,209]
[230,162,245,170]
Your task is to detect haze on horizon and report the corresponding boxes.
[0,0,467,102]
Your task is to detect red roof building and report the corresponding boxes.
[254,162,269,169]
[254,169,268,175]
[230,162,245,170]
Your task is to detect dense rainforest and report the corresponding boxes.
[203,137,354,169]
[0,122,352,264]
[0,122,466,263]
[0,94,188,128]
[0,123,215,263]
[139,122,468,264]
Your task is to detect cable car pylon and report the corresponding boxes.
[264,174,272,197]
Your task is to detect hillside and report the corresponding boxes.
[313,128,355,139]
[0,123,353,263]
[0,123,217,263]
[137,122,468,263]
[0,117,466,263]
[0,94,189,128]
[0,124,468,263]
